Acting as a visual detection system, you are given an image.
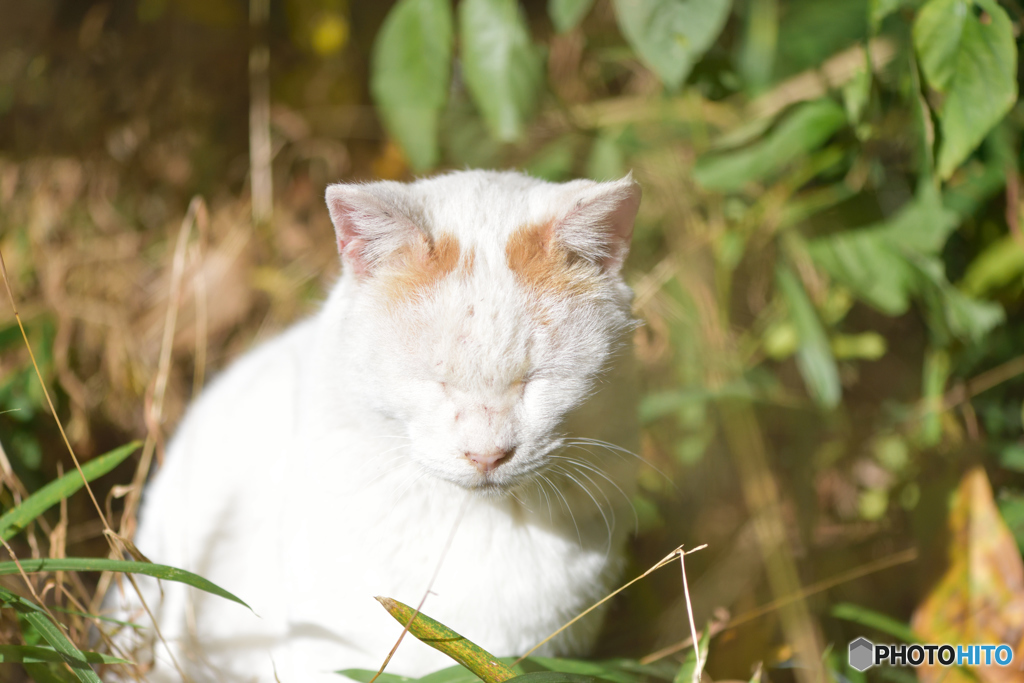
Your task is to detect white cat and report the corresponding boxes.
[112,170,643,682]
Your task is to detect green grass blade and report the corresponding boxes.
[525,658,641,683]
[23,663,78,683]
[0,441,141,541]
[0,644,130,664]
[0,587,102,683]
[336,670,415,683]
[0,557,249,610]
[376,596,518,683]
[507,674,605,683]
[50,604,143,629]
[415,664,492,683]
[830,602,917,643]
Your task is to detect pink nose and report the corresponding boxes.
[465,448,515,474]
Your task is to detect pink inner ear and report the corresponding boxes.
[326,191,359,249]
[601,183,642,271]
[555,178,642,273]
[340,236,370,277]
[325,184,427,278]
[326,190,382,278]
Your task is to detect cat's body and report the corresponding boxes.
[113,170,642,682]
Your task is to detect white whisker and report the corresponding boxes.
[534,475,555,523]
[543,472,582,547]
[558,452,639,534]
[566,438,675,488]
[550,464,612,555]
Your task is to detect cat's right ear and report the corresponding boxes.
[325,184,426,278]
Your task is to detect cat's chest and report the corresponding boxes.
[278,463,615,669]
[282,436,592,565]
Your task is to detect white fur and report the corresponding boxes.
[111,170,642,682]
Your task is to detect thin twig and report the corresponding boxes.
[679,549,701,682]
[514,544,707,665]
[90,199,206,682]
[902,354,1024,426]
[191,208,210,399]
[749,38,897,120]
[249,0,273,226]
[1,246,182,674]
[107,197,206,556]
[640,547,918,664]
[0,248,112,536]
[368,493,473,683]
[1,536,63,629]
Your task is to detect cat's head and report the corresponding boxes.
[324,170,640,493]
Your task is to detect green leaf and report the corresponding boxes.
[601,659,680,681]
[841,57,871,125]
[527,657,642,683]
[370,0,453,170]
[526,136,579,181]
[586,131,626,181]
[960,236,1024,297]
[23,664,78,683]
[612,0,732,90]
[913,0,1017,178]
[807,235,914,315]
[508,675,606,683]
[0,644,130,664]
[440,89,503,168]
[880,186,963,254]
[736,0,778,91]
[807,187,959,315]
[774,0,867,76]
[376,596,518,683]
[0,558,249,610]
[0,587,101,683]
[808,185,1003,346]
[776,265,841,409]
[415,664,491,683]
[870,0,920,31]
[831,602,917,642]
[673,625,711,683]
[460,0,545,142]
[639,383,758,423]
[693,99,846,192]
[0,441,140,541]
[50,604,142,629]
[999,443,1024,473]
[912,256,1005,345]
[336,670,415,683]
[549,0,595,32]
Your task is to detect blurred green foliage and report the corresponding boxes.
[365,0,1024,675]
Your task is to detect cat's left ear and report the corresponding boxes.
[557,174,642,274]
[324,182,427,278]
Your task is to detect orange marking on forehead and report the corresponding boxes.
[461,248,475,275]
[382,232,462,303]
[505,220,601,298]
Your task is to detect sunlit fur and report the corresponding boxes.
[112,170,642,682]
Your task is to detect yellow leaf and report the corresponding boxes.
[912,467,1024,683]
[376,597,518,683]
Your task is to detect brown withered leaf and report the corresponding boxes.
[912,467,1024,683]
